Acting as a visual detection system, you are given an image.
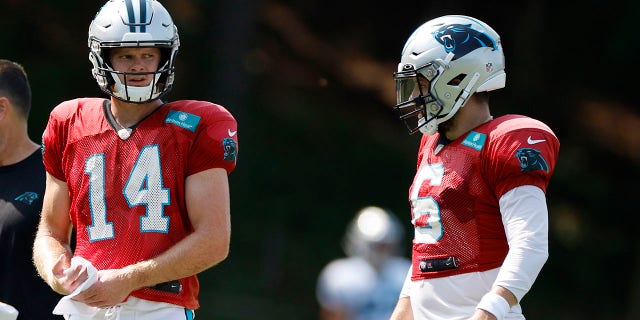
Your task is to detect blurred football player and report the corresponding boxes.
[316,206,411,320]
[32,1,238,319]
[388,15,559,320]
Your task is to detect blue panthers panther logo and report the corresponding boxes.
[222,138,237,162]
[15,192,39,205]
[433,24,497,60]
[516,148,549,172]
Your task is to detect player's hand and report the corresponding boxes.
[51,253,88,295]
[468,309,498,320]
[71,269,134,308]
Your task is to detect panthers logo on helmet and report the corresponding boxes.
[516,148,549,172]
[222,138,237,162]
[433,24,497,60]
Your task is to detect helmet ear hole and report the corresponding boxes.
[447,74,466,86]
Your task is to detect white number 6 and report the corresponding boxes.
[410,163,444,243]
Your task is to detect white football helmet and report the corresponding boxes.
[343,206,404,269]
[88,0,180,104]
[393,15,506,135]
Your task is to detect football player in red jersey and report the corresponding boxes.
[32,1,238,319]
[388,16,559,320]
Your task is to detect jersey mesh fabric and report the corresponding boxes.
[42,98,238,309]
[409,114,558,281]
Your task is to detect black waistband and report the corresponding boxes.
[419,256,460,272]
[150,280,182,294]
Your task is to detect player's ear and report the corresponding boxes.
[0,97,9,121]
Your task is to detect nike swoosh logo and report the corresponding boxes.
[228,129,237,137]
[527,136,545,144]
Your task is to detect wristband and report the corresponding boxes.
[476,292,510,320]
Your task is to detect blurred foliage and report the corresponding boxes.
[2,0,638,319]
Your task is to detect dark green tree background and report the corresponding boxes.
[3,0,638,319]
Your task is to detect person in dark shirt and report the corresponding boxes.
[0,59,63,319]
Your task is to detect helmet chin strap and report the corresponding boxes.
[418,99,444,135]
[112,75,158,103]
[418,117,438,135]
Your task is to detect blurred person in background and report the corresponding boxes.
[32,0,238,319]
[389,15,559,320]
[316,206,411,320]
[0,59,63,319]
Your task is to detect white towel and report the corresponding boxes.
[52,256,100,316]
[0,302,18,320]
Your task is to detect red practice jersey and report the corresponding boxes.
[408,115,559,280]
[42,98,238,309]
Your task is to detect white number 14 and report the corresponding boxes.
[84,145,170,242]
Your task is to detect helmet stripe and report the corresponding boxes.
[139,0,147,33]
[124,0,136,32]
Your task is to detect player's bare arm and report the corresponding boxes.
[389,297,414,320]
[33,173,85,295]
[70,167,231,308]
[139,167,232,281]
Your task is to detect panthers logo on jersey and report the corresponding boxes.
[433,23,497,60]
[222,138,237,162]
[516,148,549,172]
